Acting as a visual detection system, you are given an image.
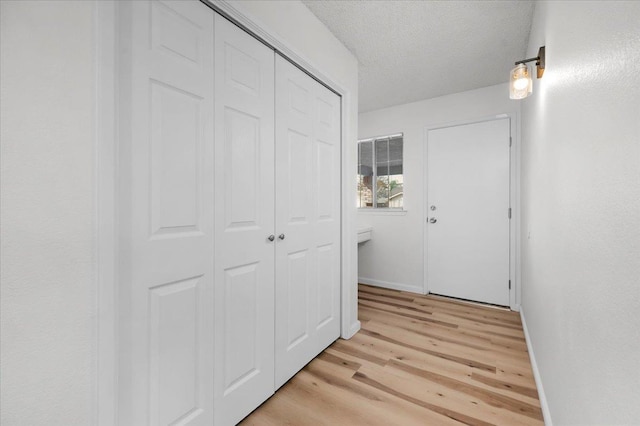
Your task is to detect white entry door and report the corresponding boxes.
[124,1,214,424]
[274,55,342,389]
[213,13,276,426]
[426,118,510,306]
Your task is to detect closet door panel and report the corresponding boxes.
[313,83,342,348]
[213,13,275,426]
[274,56,341,389]
[283,110,314,352]
[125,1,214,425]
[274,58,316,388]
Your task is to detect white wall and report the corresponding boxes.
[1,1,358,424]
[358,84,519,295]
[223,0,360,336]
[0,1,96,424]
[521,1,640,424]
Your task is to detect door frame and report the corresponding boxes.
[422,113,521,311]
[95,1,358,424]
[95,2,118,425]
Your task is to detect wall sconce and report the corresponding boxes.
[510,46,545,99]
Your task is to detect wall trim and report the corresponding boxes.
[359,277,423,294]
[95,1,118,425]
[520,306,553,425]
[347,321,362,339]
[422,112,521,310]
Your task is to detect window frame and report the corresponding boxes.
[357,133,404,210]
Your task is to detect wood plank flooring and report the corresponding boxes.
[241,284,543,426]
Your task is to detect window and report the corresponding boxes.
[357,133,403,209]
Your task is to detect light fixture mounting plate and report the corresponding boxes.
[536,46,545,78]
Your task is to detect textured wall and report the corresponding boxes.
[0,1,95,424]
[358,84,519,295]
[521,1,640,424]
[302,0,534,112]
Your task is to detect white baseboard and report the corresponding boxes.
[358,277,423,294]
[344,320,361,339]
[520,307,553,426]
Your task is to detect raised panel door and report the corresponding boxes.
[312,79,342,349]
[124,1,214,424]
[213,13,276,426]
[274,55,341,389]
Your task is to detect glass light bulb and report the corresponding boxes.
[510,64,533,100]
[513,77,529,90]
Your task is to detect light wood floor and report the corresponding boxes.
[241,284,543,426]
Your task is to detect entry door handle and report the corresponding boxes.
[429,217,437,224]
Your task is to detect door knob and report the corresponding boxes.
[429,218,437,224]
[268,235,275,241]
[278,234,285,240]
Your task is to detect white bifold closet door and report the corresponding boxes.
[125,1,215,425]
[274,56,342,389]
[123,3,341,425]
[213,14,276,426]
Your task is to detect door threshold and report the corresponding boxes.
[427,293,511,311]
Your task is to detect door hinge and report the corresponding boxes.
[509,136,512,147]
[509,280,511,290]
[508,207,512,219]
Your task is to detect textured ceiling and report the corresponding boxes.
[302,0,535,112]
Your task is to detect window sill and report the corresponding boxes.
[357,209,407,216]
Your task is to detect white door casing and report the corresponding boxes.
[213,13,276,426]
[274,56,342,389]
[426,118,511,306]
[123,1,215,424]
